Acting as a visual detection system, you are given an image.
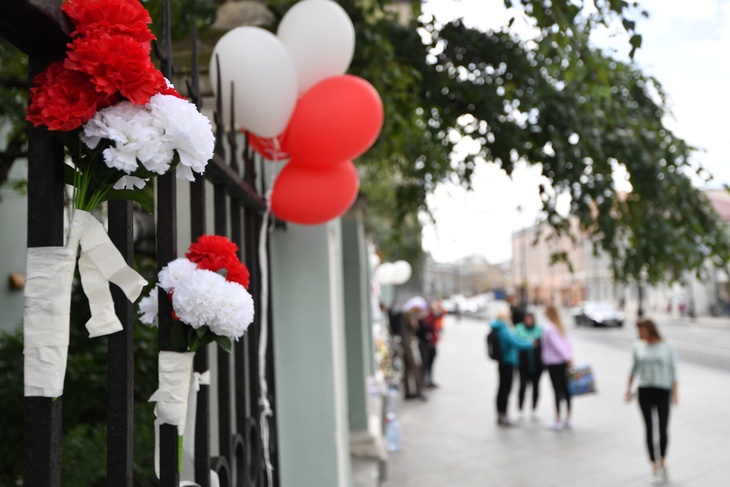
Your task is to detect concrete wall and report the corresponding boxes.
[0,159,28,331]
[270,221,352,487]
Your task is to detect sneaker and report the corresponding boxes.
[659,465,668,483]
[545,421,564,430]
[561,419,572,430]
[531,411,539,422]
[515,411,524,422]
[651,471,661,485]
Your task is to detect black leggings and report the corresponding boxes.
[638,387,671,462]
[496,363,515,415]
[546,363,571,418]
[518,352,542,410]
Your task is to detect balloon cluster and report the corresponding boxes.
[211,0,384,225]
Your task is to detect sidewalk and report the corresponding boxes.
[382,316,730,487]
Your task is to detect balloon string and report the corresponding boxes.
[258,195,274,487]
[258,136,279,487]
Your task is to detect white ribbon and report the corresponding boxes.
[183,370,211,463]
[150,351,196,478]
[23,210,147,397]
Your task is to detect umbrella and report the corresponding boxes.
[403,296,428,312]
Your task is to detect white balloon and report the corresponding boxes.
[374,263,396,285]
[391,260,412,285]
[210,26,298,137]
[277,0,355,94]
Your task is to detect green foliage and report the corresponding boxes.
[143,0,218,40]
[263,1,730,283]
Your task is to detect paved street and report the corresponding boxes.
[382,313,730,487]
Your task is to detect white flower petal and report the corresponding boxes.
[158,258,198,292]
[138,287,159,326]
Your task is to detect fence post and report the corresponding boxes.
[23,54,66,487]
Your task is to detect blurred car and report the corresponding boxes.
[573,301,625,327]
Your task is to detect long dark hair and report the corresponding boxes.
[637,318,663,342]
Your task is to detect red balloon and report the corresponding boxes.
[285,75,384,165]
[246,132,290,160]
[271,160,359,225]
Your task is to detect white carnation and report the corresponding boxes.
[138,287,159,326]
[148,94,214,180]
[171,269,225,329]
[158,258,198,292]
[81,101,169,174]
[113,175,148,190]
[207,281,255,340]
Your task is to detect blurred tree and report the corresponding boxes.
[266,0,730,283]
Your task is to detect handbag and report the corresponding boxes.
[567,364,597,396]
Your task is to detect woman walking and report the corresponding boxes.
[541,305,573,430]
[625,318,678,485]
[515,312,543,421]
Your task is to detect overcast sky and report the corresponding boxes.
[419,0,730,264]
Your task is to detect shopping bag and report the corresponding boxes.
[567,364,597,396]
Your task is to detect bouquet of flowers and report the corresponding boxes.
[139,235,255,352]
[21,0,214,400]
[142,235,255,466]
[26,0,214,211]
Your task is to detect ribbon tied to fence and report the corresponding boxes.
[23,209,147,397]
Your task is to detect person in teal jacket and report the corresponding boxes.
[491,309,534,427]
[515,313,544,421]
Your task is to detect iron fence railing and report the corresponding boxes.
[0,0,278,485]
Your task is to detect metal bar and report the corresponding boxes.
[0,0,71,58]
[23,53,65,487]
[231,199,247,436]
[242,151,263,483]
[107,200,135,487]
[205,154,266,213]
[190,173,210,487]
[214,183,232,462]
[156,0,179,483]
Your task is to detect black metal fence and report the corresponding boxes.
[0,0,278,485]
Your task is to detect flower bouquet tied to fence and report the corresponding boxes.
[139,234,255,352]
[26,0,214,210]
[140,235,255,475]
[22,0,215,399]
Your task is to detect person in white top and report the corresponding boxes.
[625,318,678,485]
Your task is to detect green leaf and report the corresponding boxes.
[214,335,232,354]
[104,188,155,214]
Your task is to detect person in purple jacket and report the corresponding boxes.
[542,305,574,430]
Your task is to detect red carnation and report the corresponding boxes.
[186,235,251,289]
[26,61,116,131]
[225,261,252,289]
[62,0,155,43]
[65,33,166,105]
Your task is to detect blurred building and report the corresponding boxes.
[511,189,730,315]
[422,254,508,298]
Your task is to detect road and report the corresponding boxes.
[381,313,730,487]
[571,314,730,372]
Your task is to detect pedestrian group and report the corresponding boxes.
[489,305,678,485]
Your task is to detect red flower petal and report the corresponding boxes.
[26,61,116,131]
[65,33,166,105]
[62,0,155,43]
